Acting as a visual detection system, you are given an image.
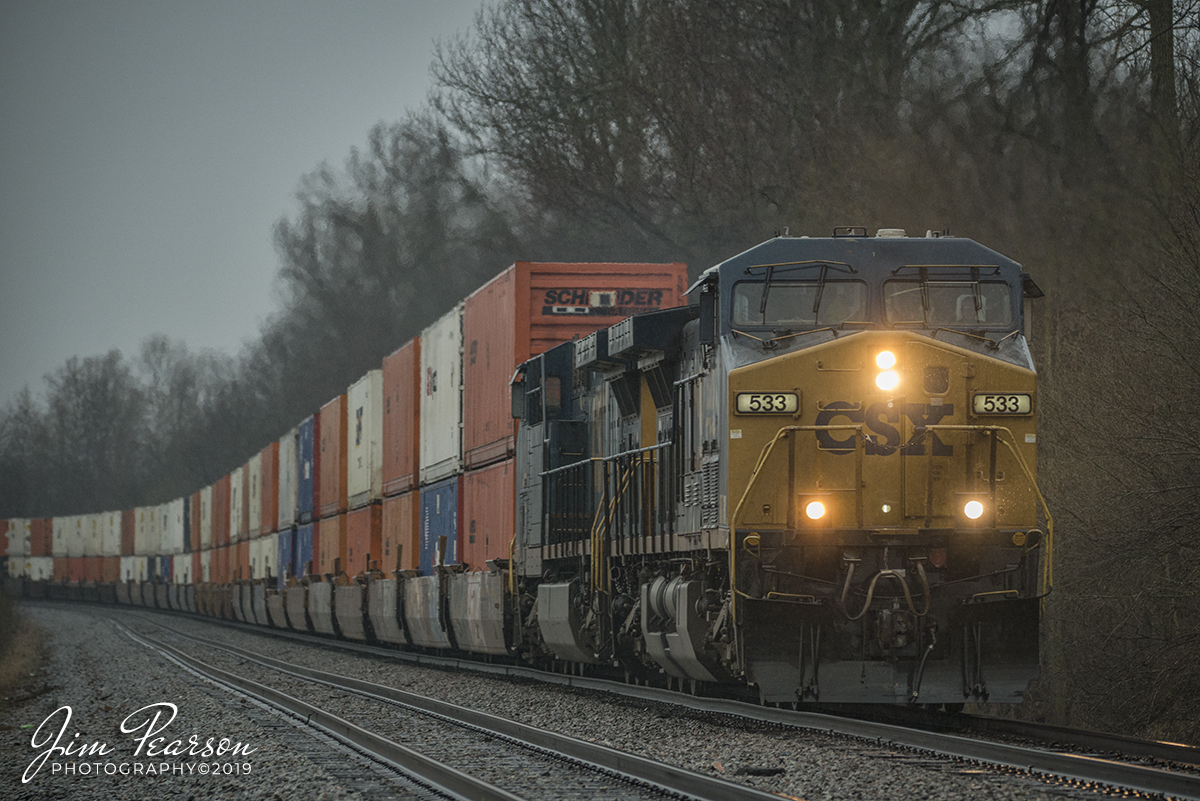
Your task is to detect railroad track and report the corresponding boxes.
[111,612,783,801]
[62,602,1200,800]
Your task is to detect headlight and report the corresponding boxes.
[876,370,900,391]
[805,501,826,520]
[875,350,896,369]
[964,500,984,520]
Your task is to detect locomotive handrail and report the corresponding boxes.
[922,424,1054,597]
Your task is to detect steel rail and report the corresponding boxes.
[130,619,786,801]
[114,621,523,801]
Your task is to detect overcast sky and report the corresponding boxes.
[0,0,483,408]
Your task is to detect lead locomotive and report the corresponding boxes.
[511,229,1050,704]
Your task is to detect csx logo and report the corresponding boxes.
[814,401,955,456]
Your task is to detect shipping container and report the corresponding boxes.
[235,539,250,582]
[298,414,320,524]
[348,370,384,509]
[247,451,262,537]
[134,507,160,556]
[182,496,192,552]
[319,396,348,519]
[462,261,687,468]
[255,532,278,583]
[260,441,279,535]
[419,475,461,575]
[82,555,101,583]
[30,518,52,557]
[69,516,86,558]
[25,556,53,582]
[214,475,231,546]
[52,516,69,558]
[214,544,229,585]
[120,555,146,583]
[199,485,212,549]
[230,465,245,542]
[382,339,420,496]
[462,459,515,570]
[120,510,135,556]
[200,549,211,583]
[190,491,202,551]
[381,491,418,573]
[163,498,186,554]
[278,427,299,530]
[295,523,314,579]
[277,528,294,589]
[316,514,346,576]
[102,511,121,557]
[66,556,83,583]
[0,519,7,557]
[101,555,120,584]
[420,303,464,486]
[346,504,382,576]
[5,519,29,558]
[173,552,191,584]
[82,515,101,557]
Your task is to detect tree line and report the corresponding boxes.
[2,0,1198,742]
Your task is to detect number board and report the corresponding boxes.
[736,392,799,414]
[972,393,1033,415]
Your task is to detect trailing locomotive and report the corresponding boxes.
[4,228,1051,708]
[512,229,1050,704]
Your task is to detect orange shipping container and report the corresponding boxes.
[83,556,101,583]
[463,459,515,570]
[319,395,349,519]
[120,510,135,556]
[382,339,420,496]
[215,544,230,584]
[462,261,687,468]
[315,513,346,576]
[346,505,382,577]
[54,557,71,582]
[235,539,250,582]
[260,441,279,535]
[382,491,419,572]
[189,491,202,551]
[214,475,231,546]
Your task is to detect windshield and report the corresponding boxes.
[884,280,1013,327]
[732,280,866,327]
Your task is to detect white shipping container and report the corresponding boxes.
[200,485,213,549]
[230,466,244,540]
[26,556,54,581]
[83,514,101,557]
[134,507,160,556]
[419,303,464,486]
[278,427,298,530]
[201,549,212,583]
[102,511,121,557]
[348,369,384,508]
[250,535,273,581]
[173,552,191,584]
[120,555,148,583]
[248,452,262,537]
[6,519,29,558]
[164,498,186,554]
[68,516,86,558]
[52,516,70,557]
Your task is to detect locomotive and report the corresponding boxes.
[511,228,1050,704]
[5,228,1051,707]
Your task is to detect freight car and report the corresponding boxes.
[3,231,1050,707]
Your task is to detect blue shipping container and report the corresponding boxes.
[419,475,461,575]
[277,527,294,590]
[298,415,317,524]
[295,523,314,579]
[158,555,172,581]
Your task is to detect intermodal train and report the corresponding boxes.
[3,228,1052,706]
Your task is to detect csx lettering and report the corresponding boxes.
[542,289,664,306]
[815,402,954,455]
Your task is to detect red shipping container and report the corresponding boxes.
[214,475,231,546]
[316,513,346,576]
[382,491,419,572]
[319,395,349,519]
[101,556,120,584]
[54,557,70,582]
[240,461,251,541]
[382,339,420,496]
[190,491,202,551]
[215,544,230,584]
[235,539,250,582]
[346,505,382,576]
[462,262,687,469]
[68,557,86,583]
[463,459,515,569]
[120,510,135,556]
[83,556,101,583]
[30,518,52,557]
[260,441,279,535]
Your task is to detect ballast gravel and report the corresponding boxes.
[6,603,1109,800]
